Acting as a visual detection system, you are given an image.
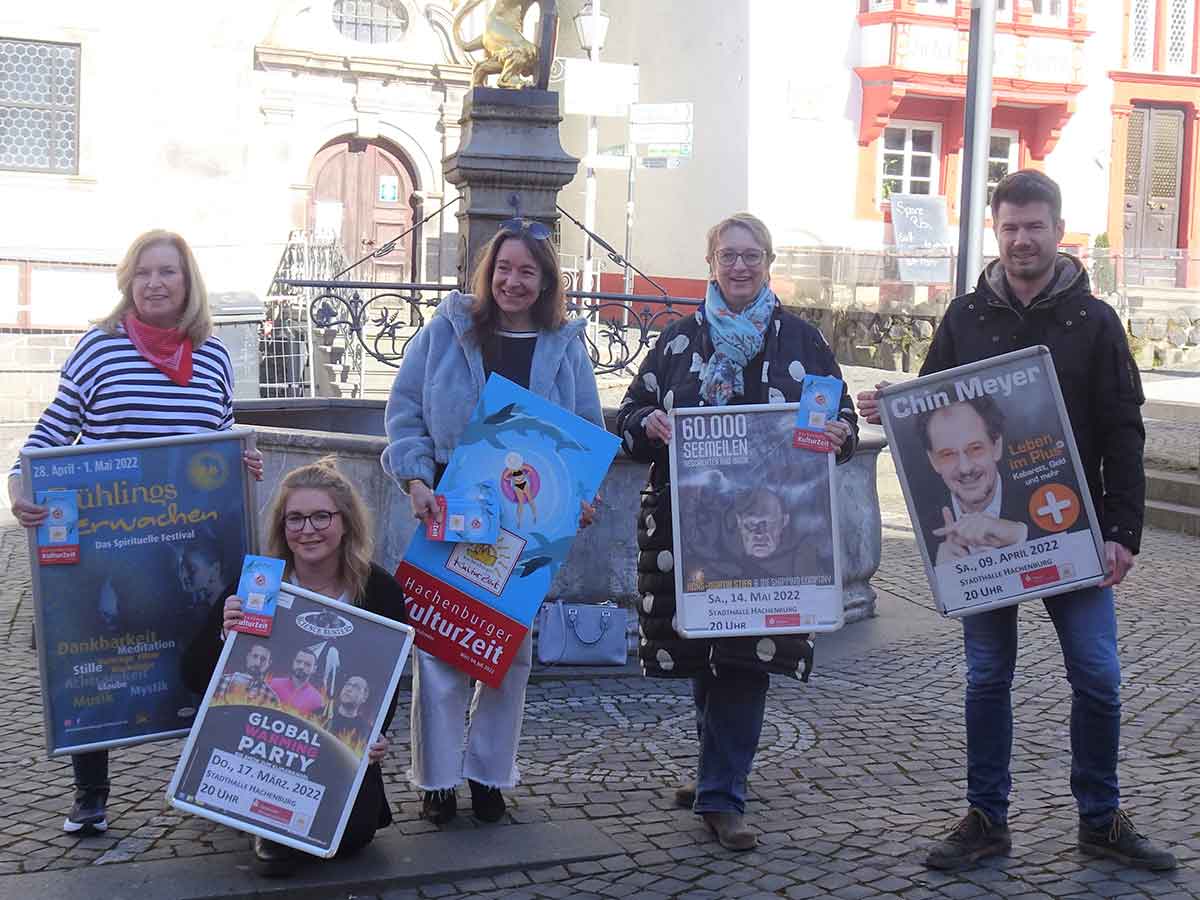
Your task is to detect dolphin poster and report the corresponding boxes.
[396,375,620,688]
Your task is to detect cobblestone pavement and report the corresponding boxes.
[1,471,1197,900]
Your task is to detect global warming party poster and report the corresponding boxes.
[168,584,412,858]
[397,374,620,688]
[22,431,254,755]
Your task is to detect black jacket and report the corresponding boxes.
[617,301,858,680]
[921,256,1145,552]
[181,563,408,851]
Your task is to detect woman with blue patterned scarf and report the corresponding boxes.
[617,213,858,852]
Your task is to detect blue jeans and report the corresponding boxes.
[963,585,1121,829]
[692,667,769,815]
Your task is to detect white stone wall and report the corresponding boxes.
[0,0,467,324]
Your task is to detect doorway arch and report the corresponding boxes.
[307,136,422,282]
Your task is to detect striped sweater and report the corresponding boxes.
[11,327,235,475]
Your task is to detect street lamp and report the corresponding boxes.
[574,1,609,295]
[573,2,609,54]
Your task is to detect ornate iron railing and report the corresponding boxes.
[275,278,705,376]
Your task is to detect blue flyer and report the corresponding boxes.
[36,489,80,565]
[234,555,286,638]
[793,374,843,452]
[397,374,620,687]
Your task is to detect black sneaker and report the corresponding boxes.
[1078,810,1178,871]
[468,779,506,823]
[63,785,109,835]
[925,807,1011,870]
[420,788,457,825]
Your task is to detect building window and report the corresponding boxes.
[0,38,80,175]
[1030,0,1067,27]
[987,131,1020,204]
[881,122,941,198]
[995,0,1014,22]
[332,0,410,44]
[1129,0,1157,70]
[1167,0,1195,73]
[915,0,954,15]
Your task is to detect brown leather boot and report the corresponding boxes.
[702,812,757,851]
[673,784,695,809]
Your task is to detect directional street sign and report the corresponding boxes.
[629,122,693,145]
[630,102,693,125]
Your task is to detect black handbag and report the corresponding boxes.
[536,599,628,666]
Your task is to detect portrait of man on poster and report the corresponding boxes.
[916,395,1045,564]
[214,642,280,706]
[269,647,325,718]
[327,675,372,747]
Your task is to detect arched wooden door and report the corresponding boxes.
[308,138,419,282]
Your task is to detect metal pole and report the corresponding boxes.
[582,1,602,295]
[955,0,997,296]
[623,139,636,297]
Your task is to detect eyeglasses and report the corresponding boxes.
[499,218,552,241]
[284,510,340,532]
[714,249,766,268]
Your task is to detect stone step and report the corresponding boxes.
[1144,400,1200,424]
[1145,498,1200,536]
[1146,468,1200,507]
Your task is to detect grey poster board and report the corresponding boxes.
[878,346,1107,617]
[668,404,843,638]
[891,193,953,284]
[21,429,257,756]
[167,582,414,859]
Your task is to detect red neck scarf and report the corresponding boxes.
[124,314,193,386]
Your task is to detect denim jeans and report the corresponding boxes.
[72,750,109,789]
[963,584,1121,829]
[692,666,769,815]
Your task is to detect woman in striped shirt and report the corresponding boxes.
[6,229,263,837]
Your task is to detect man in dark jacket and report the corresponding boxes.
[859,170,1175,872]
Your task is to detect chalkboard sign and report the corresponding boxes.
[891,194,953,284]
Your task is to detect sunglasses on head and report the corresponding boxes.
[499,218,552,240]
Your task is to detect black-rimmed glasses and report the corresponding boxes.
[284,511,341,532]
[499,218,552,240]
[714,249,766,268]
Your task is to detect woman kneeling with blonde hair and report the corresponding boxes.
[182,458,406,876]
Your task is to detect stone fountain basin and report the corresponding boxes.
[234,399,886,624]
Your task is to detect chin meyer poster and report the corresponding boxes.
[878,346,1106,617]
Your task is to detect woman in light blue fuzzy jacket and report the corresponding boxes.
[382,222,603,826]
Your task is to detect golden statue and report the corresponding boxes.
[452,0,545,90]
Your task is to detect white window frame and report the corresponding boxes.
[986,129,1020,207]
[995,0,1014,23]
[879,120,943,200]
[1128,0,1157,71]
[1166,0,1196,74]
[915,0,955,16]
[1029,0,1068,28]
[867,0,894,11]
